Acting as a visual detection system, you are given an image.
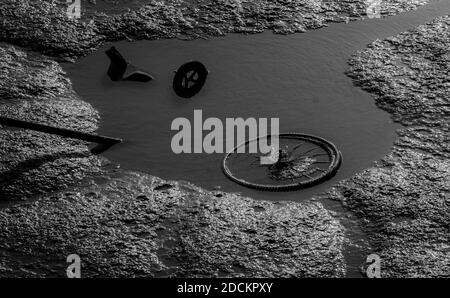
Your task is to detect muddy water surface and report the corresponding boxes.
[65,0,450,202]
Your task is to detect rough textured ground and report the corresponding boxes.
[0,44,104,200]
[330,16,450,277]
[0,172,345,277]
[0,0,429,59]
[0,0,387,277]
[0,0,447,278]
[0,44,345,276]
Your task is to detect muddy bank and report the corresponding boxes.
[0,0,379,277]
[0,0,446,277]
[0,0,429,59]
[0,172,345,277]
[0,45,104,201]
[330,16,449,277]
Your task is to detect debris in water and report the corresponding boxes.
[173,61,208,98]
[105,46,154,82]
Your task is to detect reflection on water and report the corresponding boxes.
[64,0,450,202]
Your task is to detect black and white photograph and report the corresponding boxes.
[0,0,448,287]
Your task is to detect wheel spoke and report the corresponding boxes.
[301,173,312,179]
[298,147,319,156]
[289,142,304,153]
[183,75,189,87]
[188,71,198,82]
[222,134,342,190]
[313,161,331,164]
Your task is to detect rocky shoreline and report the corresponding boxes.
[0,0,448,277]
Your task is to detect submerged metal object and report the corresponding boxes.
[0,116,122,155]
[173,61,208,98]
[222,133,342,191]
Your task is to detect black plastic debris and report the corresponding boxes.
[105,46,154,82]
[173,61,208,98]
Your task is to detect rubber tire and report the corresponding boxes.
[173,61,208,98]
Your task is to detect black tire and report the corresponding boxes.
[173,61,208,98]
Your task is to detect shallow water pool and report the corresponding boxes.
[64,0,450,202]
